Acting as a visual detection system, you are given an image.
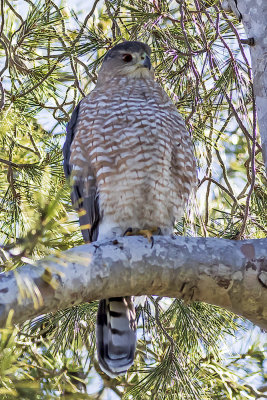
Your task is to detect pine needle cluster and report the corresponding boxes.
[0,0,266,398]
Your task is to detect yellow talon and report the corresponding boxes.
[123,227,160,247]
[138,229,154,242]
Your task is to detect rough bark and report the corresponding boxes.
[0,236,266,329]
[235,0,267,174]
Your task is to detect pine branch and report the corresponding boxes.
[0,236,266,329]
[231,0,267,175]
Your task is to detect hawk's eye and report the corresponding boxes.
[123,54,133,62]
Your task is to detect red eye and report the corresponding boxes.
[123,54,133,62]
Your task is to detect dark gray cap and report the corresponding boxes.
[103,41,151,61]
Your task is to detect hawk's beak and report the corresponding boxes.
[142,55,151,70]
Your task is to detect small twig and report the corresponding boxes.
[215,147,234,195]
[0,157,38,169]
[28,132,41,159]
[237,88,257,239]
[154,298,175,351]
[69,56,86,97]
[14,61,60,98]
[243,384,267,399]
[0,38,9,77]
[74,57,97,84]
[179,2,193,53]
[71,0,101,47]
[204,122,213,227]
[249,217,267,235]
[13,141,40,157]
[5,0,24,24]
[105,0,122,40]
[0,0,4,37]
[0,80,4,110]
[199,177,238,204]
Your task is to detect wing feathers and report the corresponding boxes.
[63,102,100,242]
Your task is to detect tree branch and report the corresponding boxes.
[0,236,266,329]
[234,0,267,175]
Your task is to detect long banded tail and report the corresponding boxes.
[96,296,137,377]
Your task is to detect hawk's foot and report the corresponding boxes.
[123,227,161,247]
[137,227,161,248]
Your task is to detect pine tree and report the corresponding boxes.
[0,0,266,398]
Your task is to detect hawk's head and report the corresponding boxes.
[98,41,153,81]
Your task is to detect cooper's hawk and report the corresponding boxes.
[63,41,196,377]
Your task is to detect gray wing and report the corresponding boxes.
[63,102,100,242]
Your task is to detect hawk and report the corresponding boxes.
[63,41,196,377]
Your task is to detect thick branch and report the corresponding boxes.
[0,236,266,329]
[236,0,267,174]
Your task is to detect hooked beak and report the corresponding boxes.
[142,55,151,70]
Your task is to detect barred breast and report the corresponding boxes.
[70,76,196,237]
